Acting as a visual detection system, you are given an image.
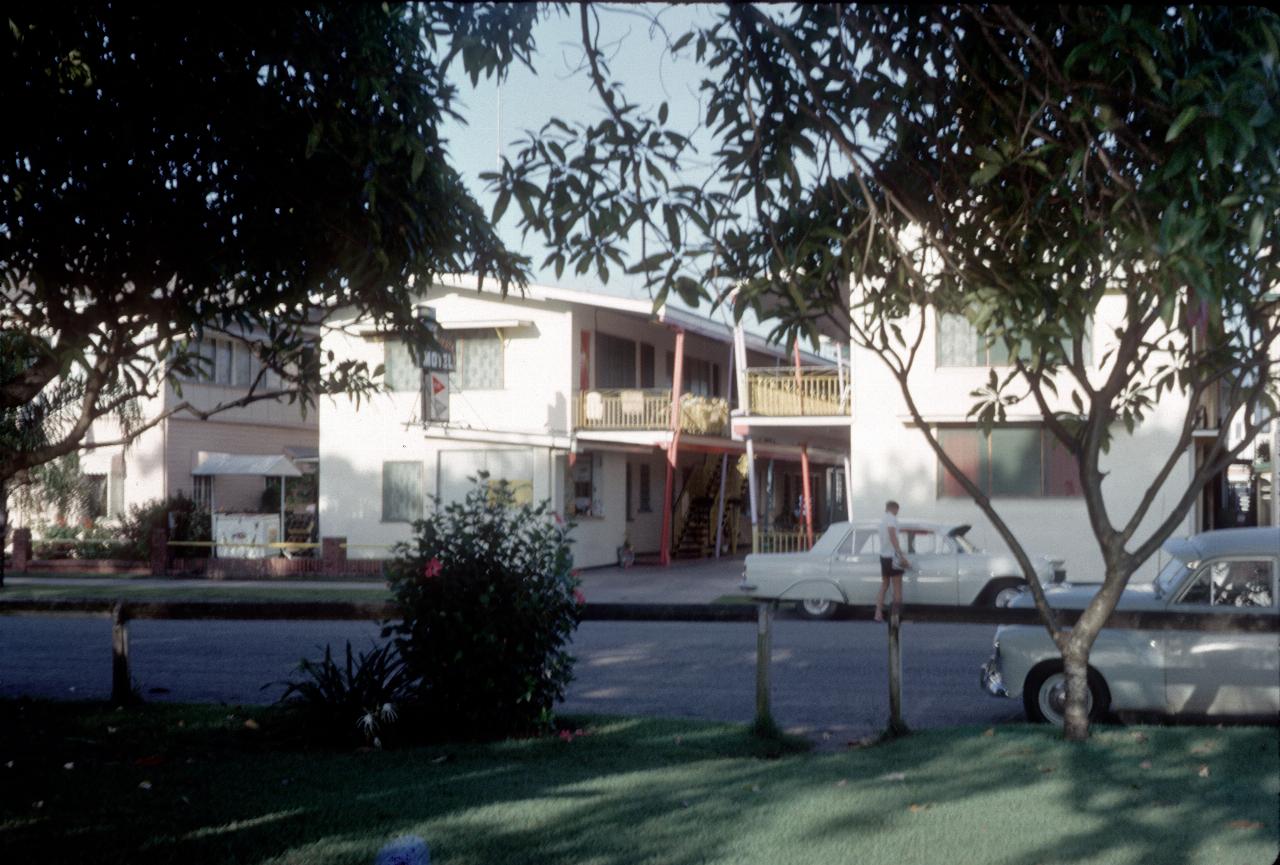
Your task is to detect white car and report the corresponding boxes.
[740,520,1065,619]
[980,527,1280,726]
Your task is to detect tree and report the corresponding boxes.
[496,4,1280,740]
[1,4,540,508]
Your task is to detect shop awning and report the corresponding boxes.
[192,452,303,477]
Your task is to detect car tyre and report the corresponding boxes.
[797,598,837,620]
[980,578,1026,608]
[1023,661,1110,726]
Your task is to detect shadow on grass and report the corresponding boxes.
[0,701,1275,865]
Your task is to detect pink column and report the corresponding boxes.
[659,328,686,566]
[800,445,814,548]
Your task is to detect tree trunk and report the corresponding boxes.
[1061,640,1091,741]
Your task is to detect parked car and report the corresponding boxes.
[740,520,1065,619]
[980,527,1280,726]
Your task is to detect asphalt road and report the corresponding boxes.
[0,615,1023,743]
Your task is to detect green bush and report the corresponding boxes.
[271,641,419,748]
[75,521,131,559]
[120,495,211,559]
[383,474,582,741]
[32,522,80,559]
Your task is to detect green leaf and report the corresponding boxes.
[658,101,669,125]
[664,205,680,248]
[492,188,511,224]
[1135,47,1161,90]
[970,161,1002,187]
[1165,106,1199,143]
[411,149,426,183]
[1249,210,1265,254]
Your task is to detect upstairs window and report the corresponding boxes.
[596,333,637,389]
[383,340,421,392]
[937,425,1080,498]
[454,329,503,390]
[937,313,1091,368]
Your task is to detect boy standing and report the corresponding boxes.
[875,500,910,622]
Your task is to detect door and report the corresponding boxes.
[899,528,958,604]
[830,527,882,604]
[1163,556,1280,716]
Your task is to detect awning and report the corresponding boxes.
[192,452,302,477]
[283,445,319,463]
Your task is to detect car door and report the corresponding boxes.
[1163,556,1280,716]
[831,527,882,604]
[901,528,958,604]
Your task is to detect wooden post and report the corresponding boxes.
[111,602,132,706]
[754,601,774,731]
[885,606,910,737]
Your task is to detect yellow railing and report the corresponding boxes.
[574,389,729,435]
[754,529,812,554]
[746,367,846,417]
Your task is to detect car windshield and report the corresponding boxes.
[1153,557,1191,598]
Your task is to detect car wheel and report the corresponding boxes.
[797,598,836,620]
[980,578,1026,608]
[1023,661,1109,726]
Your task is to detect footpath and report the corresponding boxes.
[2,555,749,605]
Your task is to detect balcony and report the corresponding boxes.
[745,367,847,417]
[573,389,729,436]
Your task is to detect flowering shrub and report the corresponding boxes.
[383,474,581,740]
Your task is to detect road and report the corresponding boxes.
[0,616,1022,743]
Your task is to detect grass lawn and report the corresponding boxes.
[1,702,1275,865]
[0,584,390,604]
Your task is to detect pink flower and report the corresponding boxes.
[574,589,587,606]
[422,558,443,579]
[559,729,574,743]
[553,512,564,526]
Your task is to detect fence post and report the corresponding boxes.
[322,536,346,575]
[12,527,31,572]
[111,602,132,706]
[885,606,910,738]
[150,527,169,577]
[753,601,776,735]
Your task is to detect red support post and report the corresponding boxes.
[659,328,686,566]
[800,444,814,548]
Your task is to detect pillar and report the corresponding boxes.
[659,328,685,566]
[12,526,31,572]
[322,536,346,574]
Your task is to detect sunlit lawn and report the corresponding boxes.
[1,701,1275,865]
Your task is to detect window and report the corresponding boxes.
[638,464,652,512]
[193,475,212,509]
[837,528,878,557]
[640,344,655,388]
[438,449,534,507]
[668,353,720,396]
[382,461,424,522]
[626,463,634,522]
[383,341,421,392]
[570,452,603,517]
[937,313,1091,368]
[597,333,637,389]
[1177,559,1275,608]
[937,426,1080,498]
[177,337,259,387]
[234,344,254,387]
[454,329,503,390]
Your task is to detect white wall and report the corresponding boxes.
[849,296,1195,582]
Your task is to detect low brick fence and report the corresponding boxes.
[6,527,391,580]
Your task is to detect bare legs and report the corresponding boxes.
[873,575,903,623]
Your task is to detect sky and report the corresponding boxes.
[438,4,720,302]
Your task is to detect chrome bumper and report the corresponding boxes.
[980,655,1009,698]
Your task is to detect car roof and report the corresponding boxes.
[1163,527,1280,563]
[832,520,961,533]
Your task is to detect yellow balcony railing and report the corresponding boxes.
[745,367,847,417]
[753,529,812,554]
[573,389,729,435]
